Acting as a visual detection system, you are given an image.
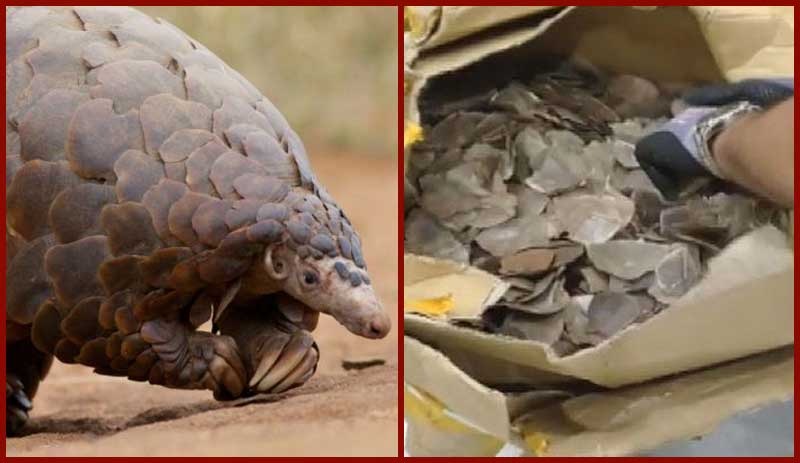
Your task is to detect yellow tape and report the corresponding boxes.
[404,122,423,148]
[404,7,427,39]
[405,384,506,456]
[404,293,454,316]
[523,430,550,457]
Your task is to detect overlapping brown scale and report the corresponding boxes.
[224,65,263,105]
[324,204,342,234]
[350,234,366,268]
[113,150,165,202]
[66,99,144,180]
[98,257,144,298]
[7,153,23,189]
[54,338,81,364]
[110,16,193,63]
[140,94,212,156]
[184,65,258,110]
[98,290,132,330]
[174,48,226,72]
[7,234,56,324]
[241,132,300,185]
[164,162,187,183]
[18,89,89,162]
[120,333,149,360]
[185,140,228,196]
[232,173,290,202]
[246,220,284,244]
[286,219,313,245]
[74,6,141,30]
[168,255,206,292]
[101,202,163,256]
[256,203,290,222]
[196,251,253,284]
[77,337,111,368]
[209,151,268,199]
[82,41,169,69]
[159,129,220,163]
[127,349,158,381]
[254,98,291,143]
[26,27,111,85]
[141,179,189,245]
[132,289,193,322]
[7,230,25,267]
[225,199,262,230]
[338,235,353,260]
[44,235,111,309]
[89,59,182,113]
[31,300,62,354]
[61,296,104,345]
[7,7,82,62]
[213,230,262,262]
[6,60,34,124]
[105,331,124,359]
[115,305,140,335]
[191,198,233,247]
[139,247,194,289]
[212,96,275,142]
[282,129,316,187]
[8,160,82,240]
[167,192,216,249]
[49,183,116,244]
[224,124,263,154]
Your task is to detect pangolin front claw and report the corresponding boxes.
[141,319,247,399]
[249,330,318,394]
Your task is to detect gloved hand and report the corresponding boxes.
[634,78,794,200]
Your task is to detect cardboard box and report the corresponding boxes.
[404,6,794,456]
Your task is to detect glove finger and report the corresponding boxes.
[684,79,794,107]
[635,131,707,201]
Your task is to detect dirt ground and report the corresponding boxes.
[6,151,399,456]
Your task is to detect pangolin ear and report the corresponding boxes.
[264,245,290,280]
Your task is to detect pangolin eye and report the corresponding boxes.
[303,271,319,286]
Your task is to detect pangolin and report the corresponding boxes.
[5,6,390,436]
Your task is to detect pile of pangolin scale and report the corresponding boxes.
[405,60,784,356]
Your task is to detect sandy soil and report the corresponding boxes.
[6,152,399,456]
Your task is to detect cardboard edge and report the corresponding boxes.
[404,336,510,440]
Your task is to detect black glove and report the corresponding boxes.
[634,78,794,200]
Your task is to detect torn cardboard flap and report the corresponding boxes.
[514,346,793,456]
[405,226,794,389]
[406,6,556,50]
[405,337,509,442]
[406,6,794,124]
[404,254,508,319]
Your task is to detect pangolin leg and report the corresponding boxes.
[138,318,247,400]
[6,337,53,436]
[217,302,320,395]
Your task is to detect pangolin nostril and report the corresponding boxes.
[367,315,390,339]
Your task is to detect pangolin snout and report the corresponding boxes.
[363,311,391,339]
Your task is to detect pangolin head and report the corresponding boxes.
[226,188,390,339]
[263,244,389,339]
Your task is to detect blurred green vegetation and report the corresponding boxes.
[140,6,398,158]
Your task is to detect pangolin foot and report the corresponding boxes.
[6,375,32,437]
[248,329,319,394]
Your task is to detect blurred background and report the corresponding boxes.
[140,6,397,158]
[8,7,399,456]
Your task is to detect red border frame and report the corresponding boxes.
[2,3,404,459]
[3,1,799,460]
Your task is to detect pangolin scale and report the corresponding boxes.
[6,6,390,436]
